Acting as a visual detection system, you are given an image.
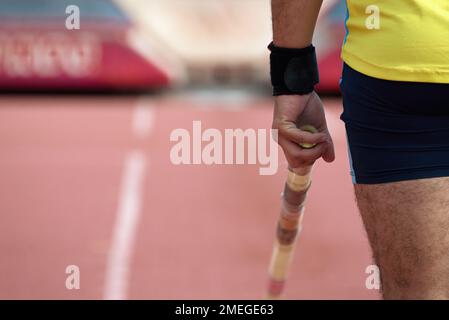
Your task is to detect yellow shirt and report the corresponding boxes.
[342,0,449,83]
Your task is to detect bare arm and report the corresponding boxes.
[270,0,334,167]
[272,0,323,48]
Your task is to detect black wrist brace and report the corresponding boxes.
[268,42,319,96]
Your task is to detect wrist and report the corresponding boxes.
[272,39,312,49]
[268,42,319,96]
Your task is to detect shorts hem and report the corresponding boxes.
[353,169,449,185]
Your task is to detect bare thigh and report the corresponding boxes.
[355,177,449,299]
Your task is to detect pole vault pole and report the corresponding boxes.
[266,125,317,299]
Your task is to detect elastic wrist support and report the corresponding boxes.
[268,42,319,96]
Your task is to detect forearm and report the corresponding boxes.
[271,0,323,48]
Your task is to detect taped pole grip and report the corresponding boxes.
[266,166,312,299]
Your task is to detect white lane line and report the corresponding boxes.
[103,150,147,300]
[132,98,155,139]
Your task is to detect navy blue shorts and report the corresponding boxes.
[340,63,449,184]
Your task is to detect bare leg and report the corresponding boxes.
[355,177,449,299]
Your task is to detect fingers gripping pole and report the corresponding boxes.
[266,166,312,299]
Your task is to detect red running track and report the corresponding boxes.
[0,93,379,299]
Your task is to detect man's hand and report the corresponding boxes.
[272,92,335,168]
[270,0,333,168]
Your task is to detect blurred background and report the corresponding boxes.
[0,0,378,299]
